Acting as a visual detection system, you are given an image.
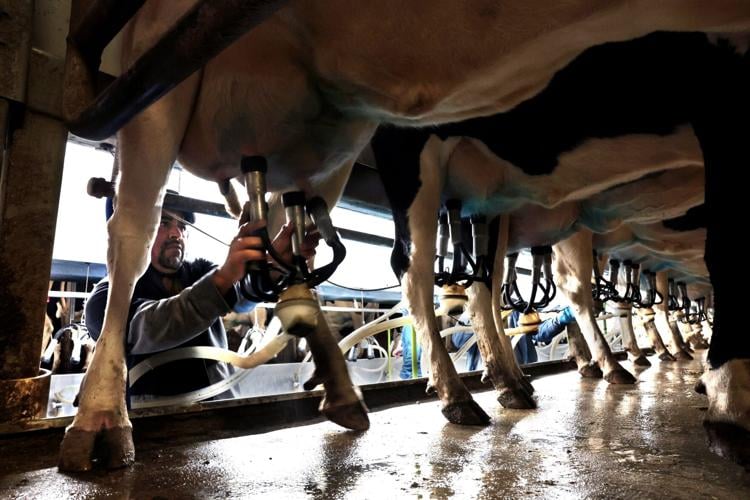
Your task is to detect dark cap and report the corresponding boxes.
[164,189,196,224]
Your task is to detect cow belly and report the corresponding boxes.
[294,0,750,124]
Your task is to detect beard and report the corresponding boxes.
[157,242,184,271]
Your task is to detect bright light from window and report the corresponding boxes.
[52,143,402,294]
[52,142,552,307]
[52,142,112,264]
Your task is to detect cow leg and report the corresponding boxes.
[654,272,693,360]
[59,72,200,471]
[642,318,676,362]
[563,247,601,376]
[466,282,535,409]
[402,138,489,425]
[674,316,697,353]
[565,321,604,378]
[487,214,537,405]
[616,307,651,367]
[691,44,750,452]
[669,316,694,359]
[58,175,162,470]
[690,322,711,350]
[553,230,635,384]
[284,287,369,431]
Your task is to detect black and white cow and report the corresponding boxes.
[594,209,710,361]
[373,32,695,409]
[373,31,747,428]
[61,0,750,470]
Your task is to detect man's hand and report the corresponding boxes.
[271,223,321,266]
[212,221,268,295]
[212,221,322,296]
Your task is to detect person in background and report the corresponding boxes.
[449,311,481,372]
[512,306,577,364]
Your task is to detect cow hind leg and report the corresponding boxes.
[486,214,537,406]
[617,310,651,367]
[565,322,604,378]
[668,319,694,360]
[59,76,199,471]
[401,140,489,425]
[403,270,489,424]
[292,296,369,430]
[465,283,535,409]
[647,321,677,362]
[553,231,635,384]
[691,42,750,461]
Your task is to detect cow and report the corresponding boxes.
[371,31,713,416]
[593,214,710,361]
[60,0,750,471]
[515,165,704,370]
[372,30,750,449]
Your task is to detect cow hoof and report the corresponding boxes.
[702,360,750,435]
[674,350,694,361]
[578,362,604,379]
[59,425,134,472]
[695,379,707,395]
[704,422,750,470]
[321,399,370,431]
[59,427,97,472]
[497,386,537,410]
[604,367,636,384]
[632,355,652,367]
[659,352,676,362]
[441,399,491,426]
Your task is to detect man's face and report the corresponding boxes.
[151,211,188,273]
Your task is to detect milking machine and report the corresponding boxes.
[639,270,663,308]
[592,250,617,302]
[694,296,710,325]
[235,157,370,427]
[666,278,695,324]
[667,278,681,312]
[620,260,641,305]
[501,246,556,314]
[434,200,491,315]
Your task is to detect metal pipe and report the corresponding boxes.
[241,156,268,222]
[437,212,449,258]
[282,191,306,257]
[445,199,462,247]
[470,214,487,259]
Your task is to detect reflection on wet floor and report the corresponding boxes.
[3,355,750,498]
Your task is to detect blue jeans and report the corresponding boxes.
[400,324,422,379]
[451,331,481,371]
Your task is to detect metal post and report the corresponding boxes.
[0,111,67,380]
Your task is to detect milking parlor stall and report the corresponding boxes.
[2,1,750,497]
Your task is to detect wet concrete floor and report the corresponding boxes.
[2,354,749,499]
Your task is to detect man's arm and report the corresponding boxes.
[127,270,234,354]
[534,307,575,345]
[84,271,236,354]
[84,280,108,341]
